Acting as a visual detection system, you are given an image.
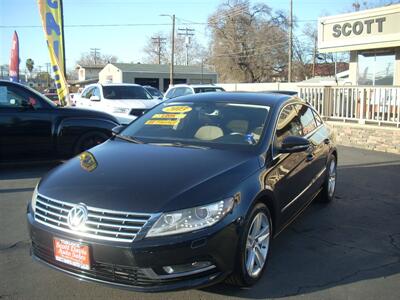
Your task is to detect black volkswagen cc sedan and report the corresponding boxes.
[27,92,337,292]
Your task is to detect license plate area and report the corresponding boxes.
[53,238,90,270]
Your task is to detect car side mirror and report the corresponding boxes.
[112,125,126,135]
[280,136,310,153]
[90,95,100,101]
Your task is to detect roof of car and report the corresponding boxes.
[166,91,293,107]
[85,83,142,88]
[170,84,222,88]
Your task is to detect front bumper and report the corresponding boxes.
[27,209,239,292]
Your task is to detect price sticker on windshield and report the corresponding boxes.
[145,119,180,126]
[162,106,192,113]
[152,113,187,119]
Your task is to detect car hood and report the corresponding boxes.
[58,107,119,124]
[109,99,160,109]
[38,139,260,213]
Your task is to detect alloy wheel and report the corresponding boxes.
[328,159,337,198]
[245,212,270,278]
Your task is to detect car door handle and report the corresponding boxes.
[306,153,315,162]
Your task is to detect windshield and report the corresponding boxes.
[145,87,162,97]
[194,87,225,93]
[121,101,270,147]
[102,85,152,100]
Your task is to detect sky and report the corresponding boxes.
[0,0,358,72]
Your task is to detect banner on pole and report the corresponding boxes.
[37,0,69,105]
[9,31,20,82]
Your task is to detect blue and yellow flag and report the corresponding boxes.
[37,0,69,106]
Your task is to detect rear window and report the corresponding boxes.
[194,87,225,93]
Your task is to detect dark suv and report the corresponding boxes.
[0,81,119,161]
[27,92,337,291]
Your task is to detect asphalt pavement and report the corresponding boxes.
[1,146,399,300]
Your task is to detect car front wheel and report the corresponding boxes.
[226,203,272,286]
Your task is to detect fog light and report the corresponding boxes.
[162,261,212,275]
[164,266,174,274]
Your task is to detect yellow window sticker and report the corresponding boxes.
[152,113,187,119]
[162,106,192,113]
[145,119,180,126]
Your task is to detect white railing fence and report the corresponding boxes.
[299,86,400,127]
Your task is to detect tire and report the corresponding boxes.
[318,154,337,203]
[226,203,272,287]
[74,131,109,155]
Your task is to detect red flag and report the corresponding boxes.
[9,31,20,82]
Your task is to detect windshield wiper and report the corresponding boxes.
[115,134,145,144]
[152,142,208,150]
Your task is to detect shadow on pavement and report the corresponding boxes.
[0,161,61,181]
[204,160,400,298]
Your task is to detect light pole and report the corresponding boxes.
[160,14,175,87]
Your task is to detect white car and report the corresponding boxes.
[77,83,161,124]
[163,84,225,100]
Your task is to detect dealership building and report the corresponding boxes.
[99,63,218,91]
[318,4,400,86]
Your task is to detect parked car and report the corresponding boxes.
[163,84,225,100]
[143,85,163,100]
[0,81,119,161]
[77,83,161,124]
[28,92,337,291]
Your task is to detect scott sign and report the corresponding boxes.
[332,17,386,37]
[318,4,400,53]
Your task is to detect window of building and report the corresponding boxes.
[357,50,395,86]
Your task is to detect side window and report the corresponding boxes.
[0,85,42,108]
[165,88,176,99]
[274,104,303,150]
[296,104,317,136]
[81,87,94,99]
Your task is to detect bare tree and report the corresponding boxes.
[350,0,400,11]
[207,0,289,83]
[76,52,118,66]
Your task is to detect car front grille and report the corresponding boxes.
[34,194,152,243]
[129,109,146,116]
[32,242,214,288]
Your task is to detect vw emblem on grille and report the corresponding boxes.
[67,204,88,230]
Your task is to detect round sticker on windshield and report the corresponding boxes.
[162,106,192,113]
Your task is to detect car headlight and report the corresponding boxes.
[112,107,130,114]
[31,184,38,213]
[146,198,235,237]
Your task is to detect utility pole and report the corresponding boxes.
[90,48,101,65]
[288,0,293,82]
[312,34,317,77]
[171,15,175,86]
[45,62,51,87]
[152,36,167,64]
[161,14,175,86]
[178,27,195,66]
